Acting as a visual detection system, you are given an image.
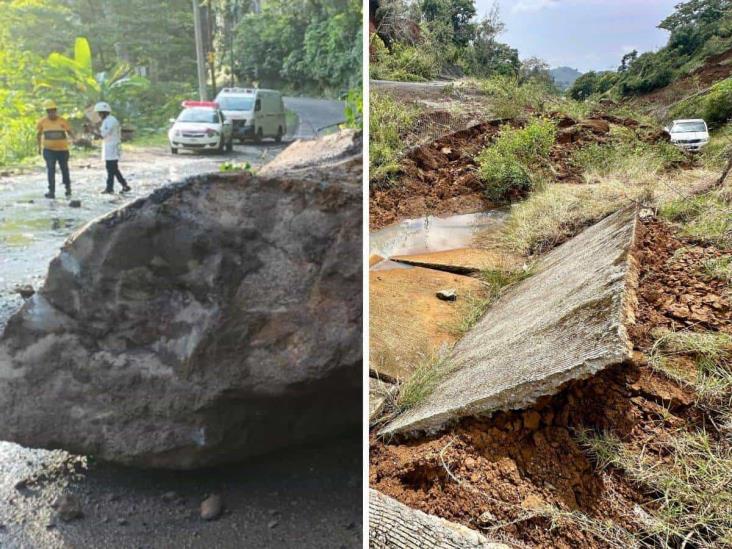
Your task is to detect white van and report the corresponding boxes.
[215,88,286,143]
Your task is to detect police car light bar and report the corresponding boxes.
[181,100,219,108]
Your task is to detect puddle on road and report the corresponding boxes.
[369,210,508,270]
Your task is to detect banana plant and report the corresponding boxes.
[36,37,149,118]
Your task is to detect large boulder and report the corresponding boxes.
[0,132,362,469]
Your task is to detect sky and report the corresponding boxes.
[476,0,682,72]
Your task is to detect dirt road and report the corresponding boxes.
[0,98,362,548]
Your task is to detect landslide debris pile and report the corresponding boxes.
[370,215,732,548]
[0,131,362,469]
[369,111,667,230]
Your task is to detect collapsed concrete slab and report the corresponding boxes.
[382,208,638,437]
[369,490,510,548]
[0,132,362,469]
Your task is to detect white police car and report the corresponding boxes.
[168,101,233,154]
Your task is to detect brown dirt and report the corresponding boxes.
[369,267,486,381]
[370,217,731,548]
[369,121,504,230]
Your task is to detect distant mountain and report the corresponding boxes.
[550,67,582,90]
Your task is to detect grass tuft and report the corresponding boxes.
[396,350,454,413]
[659,192,732,247]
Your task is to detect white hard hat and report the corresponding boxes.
[94,101,111,113]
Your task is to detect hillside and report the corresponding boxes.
[550,66,582,90]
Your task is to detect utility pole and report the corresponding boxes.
[192,0,208,100]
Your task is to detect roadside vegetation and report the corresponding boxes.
[369,92,420,182]
[371,0,519,82]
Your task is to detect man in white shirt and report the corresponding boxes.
[95,102,131,194]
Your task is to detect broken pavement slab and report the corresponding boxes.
[369,490,510,548]
[381,208,639,437]
[370,267,485,381]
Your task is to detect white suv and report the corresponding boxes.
[668,119,710,152]
[168,101,233,154]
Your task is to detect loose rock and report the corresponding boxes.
[200,494,223,521]
[436,289,457,301]
[0,131,362,469]
[13,285,34,299]
[55,494,83,522]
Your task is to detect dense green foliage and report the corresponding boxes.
[477,118,556,201]
[672,77,732,128]
[569,0,732,100]
[370,0,521,81]
[233,0,362,95]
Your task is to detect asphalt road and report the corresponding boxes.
[0,97,361,548]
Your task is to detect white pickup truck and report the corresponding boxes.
[667,119,710,152]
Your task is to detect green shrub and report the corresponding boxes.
[572,131,685,177]
[369,91,419,183]
[369,35,439,82]
[478,75,549,119]
[476,118,556,201]
[672,78,732,129]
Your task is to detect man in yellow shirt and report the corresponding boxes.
[36,100,75,199]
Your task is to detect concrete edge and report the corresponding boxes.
[369,489,512,548]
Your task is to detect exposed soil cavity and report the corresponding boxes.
[370,121,504,230]
[369,210,508,270]
[370,218,731,548]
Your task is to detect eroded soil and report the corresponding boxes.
[369,112,668,231]
[370,217,731,548]
[370,121,503,230]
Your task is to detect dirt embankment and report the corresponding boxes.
[370,218,731,548]
[370,120,503,230]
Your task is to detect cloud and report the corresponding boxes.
[512,0,560,12]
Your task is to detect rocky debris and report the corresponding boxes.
[200,494,223,521]
[54,493,83,522]
[0,130,362,469]
[258,129,361,177]
[68,200,82,208]
[370,121,503,229]
[629,219,731,343]
[382,208,639,437]
[13,285,34,299]
[436,289,457,301]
